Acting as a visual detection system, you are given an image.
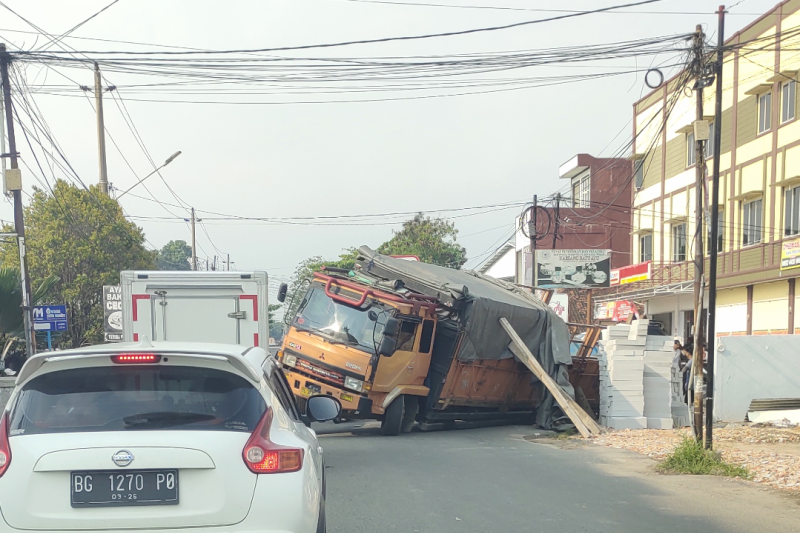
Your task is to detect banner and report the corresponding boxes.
[103,285,124,342]
[594,300,636,322]
[535,249,611,288]
[780,238,800,271]
[548,293,569,322]
[610,261,652,285]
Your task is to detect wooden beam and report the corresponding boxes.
[500,318,601,437]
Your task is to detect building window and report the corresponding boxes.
[571,172,590,208]
[782,80,796,123]
[639,234,653,263]
[785,185,800,236]
[705,122,715,158]
[742,198,763,246]
[707,210,724,254]
[759,91,772,134]
[672,223,687,262]
[687,132,696,166]
[634,160,644,189]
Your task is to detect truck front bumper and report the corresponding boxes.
[282,368,374,416]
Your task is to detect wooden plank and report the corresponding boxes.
[501,318,602,437]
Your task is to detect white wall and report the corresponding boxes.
[484,247,516,280]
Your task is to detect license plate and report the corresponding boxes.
[71,470,179,507]
[304,382,321,395]
[340,393,354,403]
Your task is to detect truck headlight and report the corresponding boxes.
[344,376,363,392]
[283,354,297,368]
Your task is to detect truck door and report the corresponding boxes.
[153,293,242,344]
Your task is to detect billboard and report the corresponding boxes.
[535,249,611,288]
[103,285,124,342]
[781,238,800,271]
[610,261,652,285]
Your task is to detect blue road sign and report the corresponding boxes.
[33,305,68,332]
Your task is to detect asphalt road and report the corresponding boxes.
[316,422,800,533]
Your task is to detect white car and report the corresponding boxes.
[0,341,340,533]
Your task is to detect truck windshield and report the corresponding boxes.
[294,286,386,353]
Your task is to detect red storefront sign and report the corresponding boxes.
[595,300,636,322]
[610,261,651,286]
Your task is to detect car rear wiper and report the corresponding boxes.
[123,411,215,428]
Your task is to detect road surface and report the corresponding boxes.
[316,422,799,533]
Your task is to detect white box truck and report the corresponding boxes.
[120,271,270,348]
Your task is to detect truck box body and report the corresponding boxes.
[120,271,268,348]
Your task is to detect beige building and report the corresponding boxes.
[595,0,800,341]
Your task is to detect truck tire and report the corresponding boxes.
[381,395,405,436]
[400,396,419,433]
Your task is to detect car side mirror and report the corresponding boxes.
[383,317,400,337]
[305,395,342,422]
[378,336,397,357]
[277,283,288,303]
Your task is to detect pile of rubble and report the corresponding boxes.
[591,423,800,491]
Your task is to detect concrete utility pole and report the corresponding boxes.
[94,62,109,195]
[190,207,197,271]
[227,253,230,271]
[691,25,706,442]
[0,44,36,358]
[705,6,726,449]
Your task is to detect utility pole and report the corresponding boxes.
[705,6,726,449]
[691,25,706,442]
[528,194,538,287]
[94,62,109,195]
[190,208,197,271]
[0,44,36,358]
[552,193,560,249]
[227,253,230,271]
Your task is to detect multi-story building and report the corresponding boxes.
[594,0,800,341]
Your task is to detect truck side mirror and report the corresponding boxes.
[383,317,400,337]
[277,283,288,303]
[378,336,397,357]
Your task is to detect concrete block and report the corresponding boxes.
[606,416,647,430]
[647,418,674,429]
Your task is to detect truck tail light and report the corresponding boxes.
[243,408,303,474]
[0,412,12,477]
[112,354,161,364]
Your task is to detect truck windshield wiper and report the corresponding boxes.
[294,325,358,347]
[123,411,215,428]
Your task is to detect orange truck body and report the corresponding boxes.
[279,271,540,433]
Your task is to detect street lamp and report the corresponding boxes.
[116,151,182,199]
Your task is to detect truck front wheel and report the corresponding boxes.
[381,395,405,436]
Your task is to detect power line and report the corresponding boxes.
[14,1,665,56]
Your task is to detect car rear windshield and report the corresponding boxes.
[9,365,266,436]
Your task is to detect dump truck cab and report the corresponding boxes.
[278,271,439,434]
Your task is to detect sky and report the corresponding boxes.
[0,0,785,303]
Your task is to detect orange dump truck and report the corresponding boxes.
[276,247,573,435]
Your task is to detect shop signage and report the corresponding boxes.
[780,238,800,271]
[594,300,636,322]
[548,293,569,322]
[610,261,652,285]
[535,249,611,288]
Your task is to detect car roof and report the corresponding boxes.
[15,341,269,387]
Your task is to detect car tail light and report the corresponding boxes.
[0,412,11,478]
[243,408,303,474]
[112,354,161,364]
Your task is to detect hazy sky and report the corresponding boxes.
[0,0,783,302]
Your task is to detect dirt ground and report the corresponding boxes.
[591,423,800,491]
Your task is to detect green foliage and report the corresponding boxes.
[0,180,156,348]
[157,240,192,270]
[658,438,749,478]
[0,267,59,335]
[377,213,467,269]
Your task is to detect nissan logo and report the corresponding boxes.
[112,450,134,467]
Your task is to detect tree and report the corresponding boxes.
[0,180,156,348]
[268,304,283,341]
[0,267,59,361]
[157,240,192,270]
[377,213,467,269]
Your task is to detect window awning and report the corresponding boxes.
[744,83,773,96]
[730,190,763,202]
[767,70,797,83]
[771,175,800,188]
